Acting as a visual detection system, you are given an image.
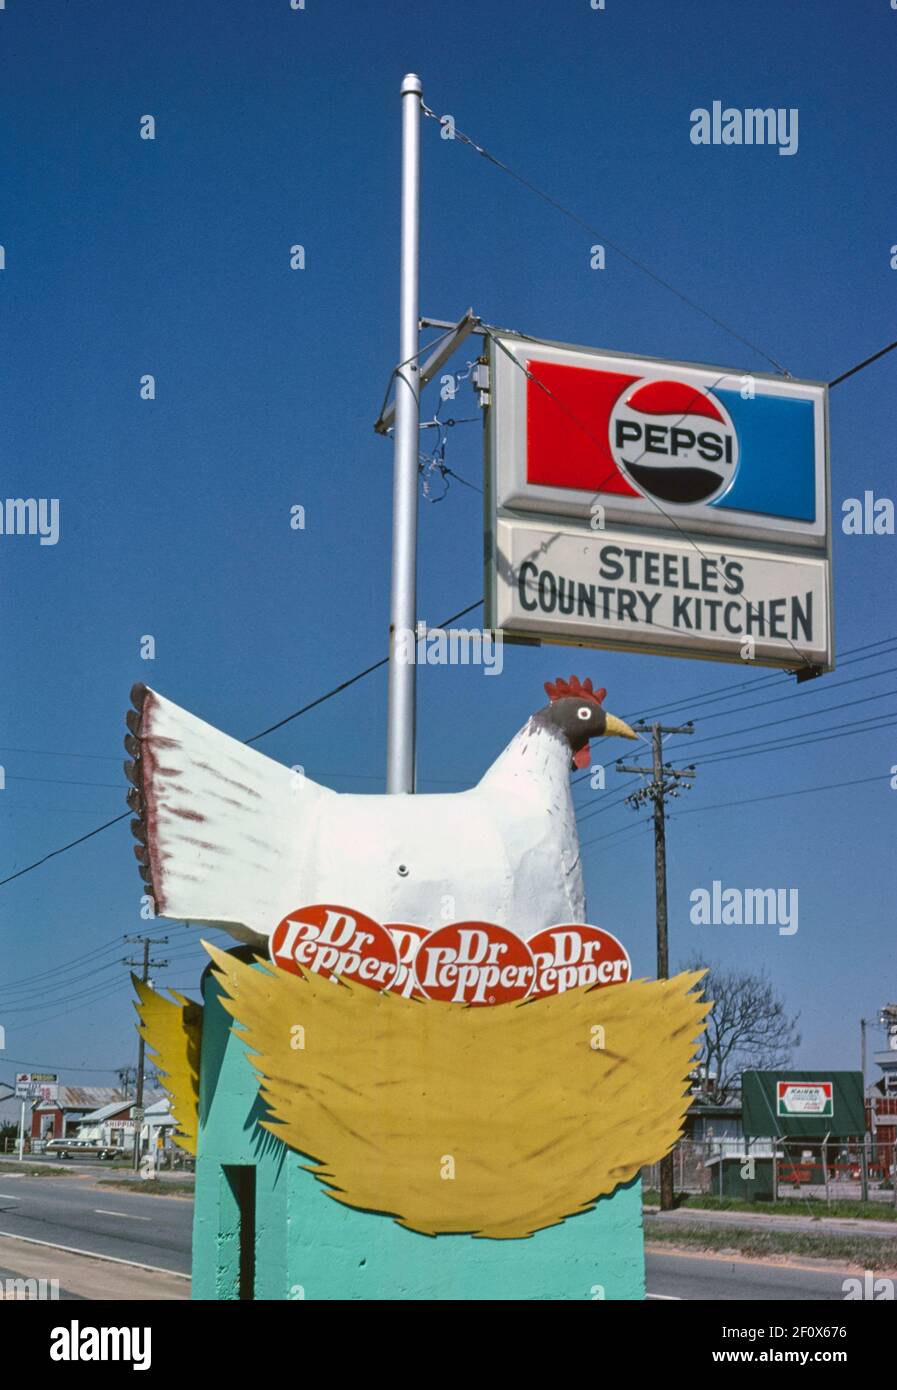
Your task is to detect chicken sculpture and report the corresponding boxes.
[124,675,638,944]
[127,677,710,1241]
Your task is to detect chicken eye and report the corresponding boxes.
[576,706,591,721]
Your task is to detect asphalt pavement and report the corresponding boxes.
[0,1166,879,1300]
[646,1248,860,1300]
[0,1171,191,1274]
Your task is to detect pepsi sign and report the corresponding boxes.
[608,380,738,506]
[485,333,832,672]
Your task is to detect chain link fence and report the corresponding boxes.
[644,1136,897,1205]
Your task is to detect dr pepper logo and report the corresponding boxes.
[413,922,535,1006]
[528,924,631,998]
[270,904,399,991]
[268,906,632,1006]
[386,922,429,999]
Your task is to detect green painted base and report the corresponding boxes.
[192,957,646,1301]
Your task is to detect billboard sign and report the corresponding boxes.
[485,333,832,671]
[777,1080,833,1118]
[14,1072,58,1101]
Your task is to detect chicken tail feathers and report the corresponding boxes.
[124,685,320,942]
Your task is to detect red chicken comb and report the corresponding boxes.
[544,676,607,705]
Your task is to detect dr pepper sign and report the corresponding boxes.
[269,905,631,1006]
[485,332,832,673]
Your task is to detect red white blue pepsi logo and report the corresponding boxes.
[609,378,738,506]
[525,359,818,524]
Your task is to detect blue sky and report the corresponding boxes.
[1,0,895,1096]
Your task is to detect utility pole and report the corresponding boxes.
[617,720,696,1212]
[123,934,168,1171]
[385,73,422,794]
[859,1014,872,1203]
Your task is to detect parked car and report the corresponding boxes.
[45,1137,119,1161]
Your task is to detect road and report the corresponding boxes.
[0,1170,870,1299]
[0,1171,191,1275]
[646,1248,856,1300]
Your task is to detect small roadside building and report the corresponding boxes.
[30,1087,129,1141]
[76,1093,167,1153]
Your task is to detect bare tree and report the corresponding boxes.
[680,956,801,1101]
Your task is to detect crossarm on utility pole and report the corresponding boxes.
[374,308,479,435]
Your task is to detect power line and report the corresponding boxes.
[0,811,133,889]
[0,937,127,991]
[423,96,897,398]
[0,598,484,888]
[0,957,127,1004]
[672,686,897,758]
[578,716,896,833]
[570,667,890,811]
[580,817,654,853]
[691,712,897,768]
[574,664,897,824]
[623,636,897,725]
[4,309,895,887]
[829,338,897,388]
[0,747,123,762]
[485,329,821,670]
[6,981,134,1033]
[4,776,122,790]
[652,661,897,730]
[668,773,890,820]
[422,102,789,373]
[586,769,892,848]
[486,328,897,680]
[571,636,897,795]
[0,1058,126,1074]
[0,939,207,1003]
[2,975,137,1018]
[0,922,229,997]
[244,599,481,742]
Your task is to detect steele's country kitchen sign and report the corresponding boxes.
[485,334,832,672]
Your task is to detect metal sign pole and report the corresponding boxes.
[385,73,422,794]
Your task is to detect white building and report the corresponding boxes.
[76,1092,171,1153]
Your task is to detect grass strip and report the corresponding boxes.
[642,1192,896,1221]
[94,1178,194,1198]
[644,1218,897,1270]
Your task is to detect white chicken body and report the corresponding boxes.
[131,688,586,945]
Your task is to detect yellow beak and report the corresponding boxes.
[604,712,638,740]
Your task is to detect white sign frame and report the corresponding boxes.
[485,331,834,672]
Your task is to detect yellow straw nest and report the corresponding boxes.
[203,942,710,1240]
